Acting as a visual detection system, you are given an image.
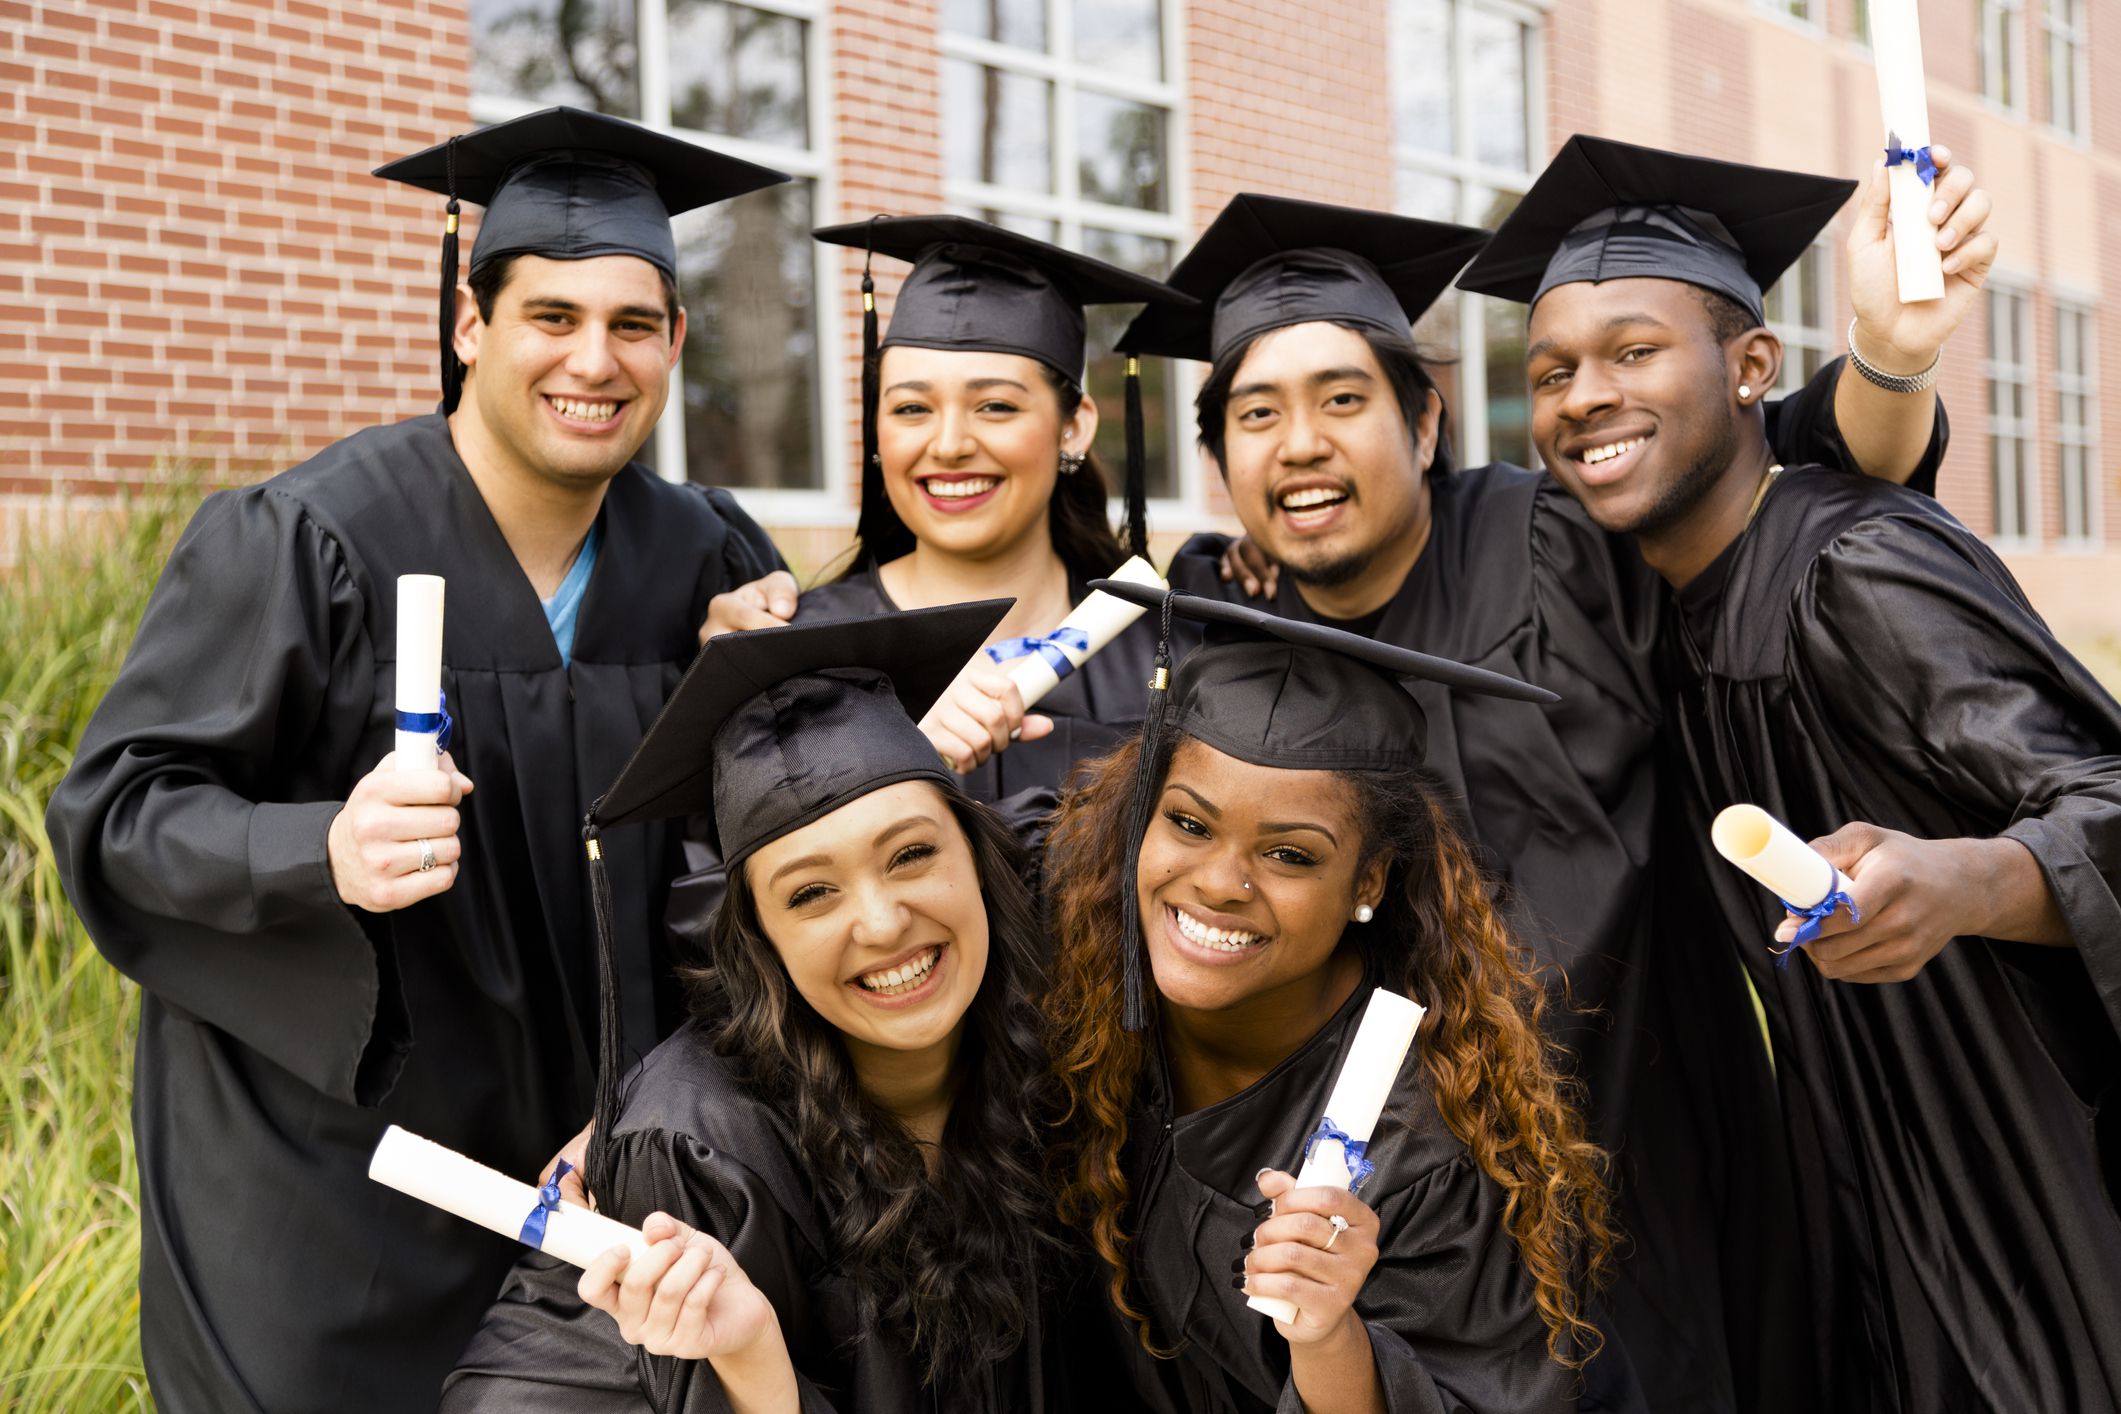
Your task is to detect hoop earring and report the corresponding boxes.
[1058,449,1086,476]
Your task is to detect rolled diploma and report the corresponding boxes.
[1249,988,1427,1324]
[998,555,1168,708]
[1710,804,1850,911]
[1870,0,1946,304]
[369,1124,650,1270]
[394,574,446,773]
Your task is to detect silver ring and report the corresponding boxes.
[1324,1214,1349,1251]
[417,838,437,873]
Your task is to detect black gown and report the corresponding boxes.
[1662,466,2121,1413]
[44,414,783,1414]
[441,1020,1070,1413]
[1103,965,1586,1414]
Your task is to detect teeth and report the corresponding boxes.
[1581,437,1643,465]
[552,397,619,421]
[924,476,999,499]
[856,946,940,994]
[1172,906,1264,953]
[1279,486,1348,511]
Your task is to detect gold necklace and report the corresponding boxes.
[1743,463,1785,528]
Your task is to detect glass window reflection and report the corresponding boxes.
[946,59,1055,192]
[940,0,1046,51]
[1077,94,1168,211]
[1464,8,1529,172]
[1074,0,1163,82]
[1082,229,1176,500]
[1392,0,1453,154]
[470,0,640,115]
[667,0,807,147]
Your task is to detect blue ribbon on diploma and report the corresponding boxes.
[1772,887,1861,970]
[395,689,454,750]
[1884,139,1937,187]
[1301,1116,1375,1193]
[519,1158,571,1249]
[985,627,1091,682]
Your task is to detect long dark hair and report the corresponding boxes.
[1194,321,1455,477]
[682,789,1064,1386]
[836,356,1130,585]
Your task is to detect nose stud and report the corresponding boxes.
[1242,878,1252,892]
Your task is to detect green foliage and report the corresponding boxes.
[2,488,200,1413]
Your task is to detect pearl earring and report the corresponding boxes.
[1353,904,1374,924]
[1738,383,1753,401]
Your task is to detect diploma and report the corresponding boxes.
[369,1125,650,1270]
[1710,804,1860,964]
[394,574,446,773]
[984,556,1168,708]
[1870,0,1946,304]
[1248,987,1427,1324]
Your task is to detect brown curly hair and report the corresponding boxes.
[1043,736,1616,1366]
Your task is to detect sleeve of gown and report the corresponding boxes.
[701,486,790,584]
[42,487,408,1105]
[1793,513,2121,1041]
[1762,353,1949,497]
[1273,1158,1574,1414]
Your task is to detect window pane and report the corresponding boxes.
[1465,8,1530,172]
[470,0,639,115]
[667,0,807,147]
[1077,93,1169,211]
[1396,166,1460,221]
[1483,293,1533,467]
[945,60,1054,192]
[1075,0,1164,82]
[1413,292,1464,456]
[674,182,820,491]
[950,205,1059,241]
[1391,0,1454,156]
[940,0,1045,51]
[1082,229,1178,500]
[1853,0,1870,43]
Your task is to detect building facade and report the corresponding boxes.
[6,0,2117,650]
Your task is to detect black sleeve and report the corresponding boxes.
[43,487,408,1104]
[700,485,791,584]
[1763,353,1948,498]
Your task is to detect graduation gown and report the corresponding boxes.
[1103,965,1579,1414]
[1661,466,2121,1412]
[44,414,783,1414]
[442,1020,1063,1413]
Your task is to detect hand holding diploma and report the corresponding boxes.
[920,658,1057,775]
[328,751,472,911]
[369,1125,648,1268]
[1847,143,1995,373]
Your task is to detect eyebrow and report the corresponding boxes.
[518,296,668,326]
[1526,312,1670,365]
[1170,783,1340,846]
[1229,365,1376,401]
[882,377,1031,396]
[763,814,935,890]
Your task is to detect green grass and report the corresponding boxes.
[3,488,198,1413]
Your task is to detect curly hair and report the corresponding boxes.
[1043,737,1616,1366]
[682,791,1065,1388]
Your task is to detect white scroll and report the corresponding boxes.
[1710,804,1850,912]
[1248,988,1427,1325]
[394,574,447,773]
[369,1124,649,1270]
[985,555,1169,709]
[1870,0,1946,304]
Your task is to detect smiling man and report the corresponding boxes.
[1462,134,2121,1412]
[46,109,792,1414]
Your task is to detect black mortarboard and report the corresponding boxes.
[1454,135,1855,325]
[376,106,790,413]
[1086,579,1557,1029]
[813,215,1195,562]
[577,602,1005,1188]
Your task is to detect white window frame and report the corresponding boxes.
[2042,0,2089,139]
[1765,241,1834,399]
[2054,295,2100,547]
[1752,0,1820,32]
[1979,0,2029,112]
[470,0,849,523]
[1985,279,2039,545]
[1391,0,1547,469]
[937,0,1198,513]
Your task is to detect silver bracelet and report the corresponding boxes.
[1847,317,1940,393]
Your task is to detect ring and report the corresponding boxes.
[1323,1214,1349,1251]
[417,838,436,873]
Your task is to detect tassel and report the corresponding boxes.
[852,217,912,561]
[1123,355,1148,561]
[582,821,623,1197]
[439,136,465,415]
[1118,590,1179,1031]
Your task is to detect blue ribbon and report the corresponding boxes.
[395,689,453,750]
[519,1158,570,1249]
[1301,1116,1376,1193]
[1883,139,1937,186]
[985,627,1091,683]
[1772,887,1861,970]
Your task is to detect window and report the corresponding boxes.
[1755,0,1816,24]
[1764,244,1832,398]
[1979,0,2027,109]
[1852,0,1870,45]
[468,0,838,505]
[1392,0,1543,469]
[2055,301,2099,544]
[938,0,1189,504]
[2042,0,2088,137]
[1986,284,2037,541]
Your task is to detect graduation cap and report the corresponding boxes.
[576,602,1006,1186]
[1453,134,1856,325]
[375,106,791,413]
[812,215,1196,563]
[1084,578,1558,1030]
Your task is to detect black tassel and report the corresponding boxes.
[439,136,464,415]
[852,217,908,560]
[1123,355,1148,561]
[1118,591,1179,1031]
[582,820,623,1197]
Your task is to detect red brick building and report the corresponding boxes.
[6,0,2117,654]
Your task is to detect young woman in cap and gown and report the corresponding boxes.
[442,604,1110,1412]
[1041,584,1632,1413]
